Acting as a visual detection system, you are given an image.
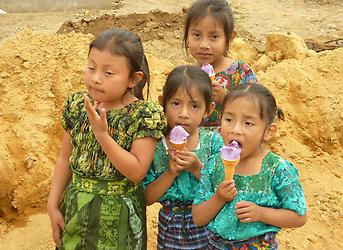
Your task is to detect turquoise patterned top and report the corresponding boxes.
[62,91,167,180]
[193,151,307,241]
[142,128,224,202]
[204,60,259,127]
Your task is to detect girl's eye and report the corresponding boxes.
[171,101,180,107]
[192,33,200,39]
[224,117,232,123]
[211,34,219,40]
[105,71,114,76]
[245,121,254,126]
[192,104,199,110]
[88,66,95,71]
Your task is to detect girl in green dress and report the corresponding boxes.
[192,84,307,249]
[143,65,223,249]
[47,28,166,250]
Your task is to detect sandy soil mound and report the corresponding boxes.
[0,10,342,250]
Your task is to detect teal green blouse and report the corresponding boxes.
[193,151,307,241]
[142,128,223,202]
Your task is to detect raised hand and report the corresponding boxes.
[174,150,202,176]
[168,157,184,177]
[211,81,226,104]
[84,94,109,140]
[215,180,237,202]
[235,201,262,223]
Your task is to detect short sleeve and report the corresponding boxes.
[61,92,85,132]
[130,101,167,141]
[141,160,158,189]
[272,160,307,215]
[238,62,259,85]
[193,155,219,204]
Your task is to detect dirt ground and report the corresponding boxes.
[0,0,342,249]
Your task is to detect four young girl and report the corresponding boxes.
[48,0,307,249]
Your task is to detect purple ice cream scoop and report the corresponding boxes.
[170,126,190,144]
[201,63,216,81]
[220,141,241,161]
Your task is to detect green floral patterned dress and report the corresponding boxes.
[194,151,307,242]
[59,92,166,250]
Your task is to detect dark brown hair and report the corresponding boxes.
[89,28,150,100]
[222,84,285,123]
[183,0,235,56]
[161,65,213,111]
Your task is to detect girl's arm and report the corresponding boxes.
[235,201,307,228]
[84,96,158,183]
[98,133,157,184]
[235,161,307,228]
[192,181,237,226]
[47,131,72,246]
[47,131,72,210]
[145,157,183,205]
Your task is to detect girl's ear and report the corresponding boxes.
[204,101,216,118]
[158,95,164,106]
[263,123,277,141]
[129,71,144,88]
[230,31,237,43]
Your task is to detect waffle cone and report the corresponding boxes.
[222,158,239,181]
[170,141,187,150]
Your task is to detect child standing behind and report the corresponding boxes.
[192,84,307,249]
[47,28,166,250]
[142,65,223,249]
[183,0,259,127]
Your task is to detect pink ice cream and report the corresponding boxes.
[201,63,216,81]
[220,141,241,161]
[170,125,189,144]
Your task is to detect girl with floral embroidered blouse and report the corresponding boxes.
[192,84,307,249]
[183,0,258,127]
[142,65,223,249]
[47,28,166,250]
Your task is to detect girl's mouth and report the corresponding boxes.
[230,140,243,149]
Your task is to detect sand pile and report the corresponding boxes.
[0,11,342,250]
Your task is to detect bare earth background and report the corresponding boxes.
[0,0,342,249]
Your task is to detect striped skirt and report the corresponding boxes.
[157,200,208,250]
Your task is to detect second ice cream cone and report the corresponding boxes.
[222,158,239,181]
[170,141,187,150]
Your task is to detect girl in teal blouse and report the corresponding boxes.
[192,84,307,249]
[142,65,223,249]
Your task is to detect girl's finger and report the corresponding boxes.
[99,108,107,121]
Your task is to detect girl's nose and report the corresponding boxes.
[178,106,190,118]
[199,38,210,49]
[231,122,242,135]
[92,72,102,84]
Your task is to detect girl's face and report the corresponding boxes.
[187,15,227,68]
[84,48,141,109]
[163,85,210,135]
[220,96,275,160]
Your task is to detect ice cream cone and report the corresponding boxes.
[209,74,216,82]
[170,141,187,150]
[169,125,189,151]
[222,158,239,181]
